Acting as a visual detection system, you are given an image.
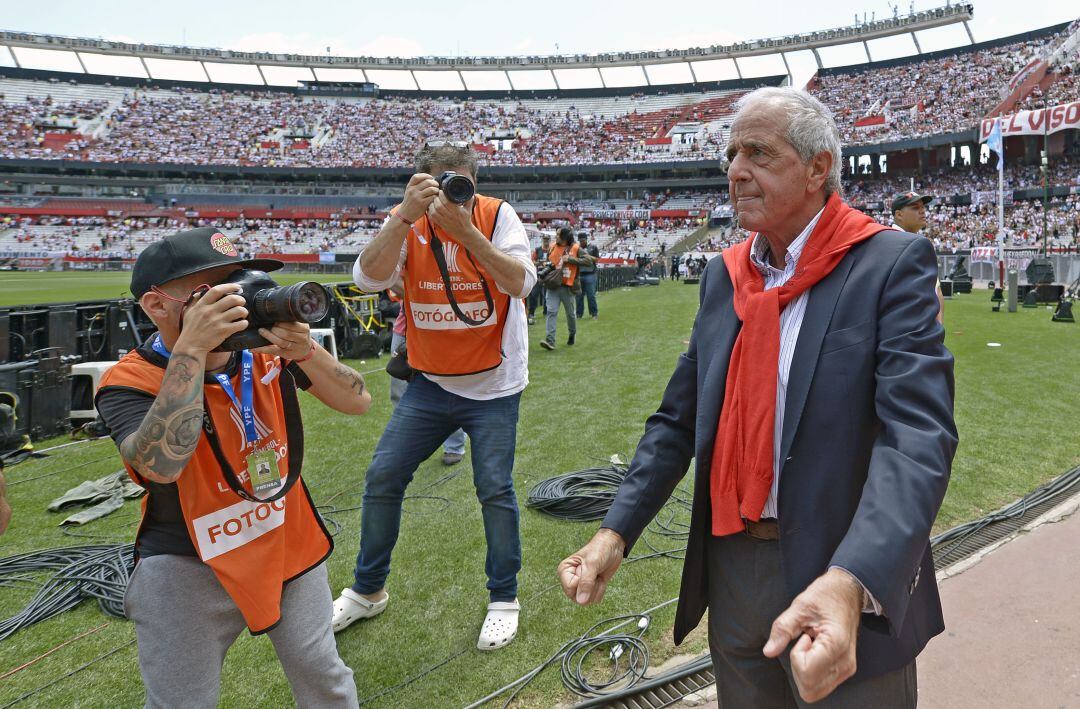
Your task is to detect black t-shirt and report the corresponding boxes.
[96,342,312,558]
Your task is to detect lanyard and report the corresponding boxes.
[152,335,261,448]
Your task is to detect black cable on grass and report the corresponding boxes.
[476,609,665,709]
[317,467,463,535]
[0,544,134,642]
[525,464,627,522]
[0,638,136,708]
[931,465,1080,563]
[358,648,471,706]
[7,454,121,487]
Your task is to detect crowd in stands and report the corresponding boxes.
[843,153,1080,207]
[0,95,107,160]
[0,87,731,168]
[0,214,380,257]
[1014,66,1079,111]
[809,24,1077,145]
[880,196,1080,251]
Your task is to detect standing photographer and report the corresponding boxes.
[526,232,552,325]
[95,227,371,708]
[337,145,536,651]
[540,227,589,350]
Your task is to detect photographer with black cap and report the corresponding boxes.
[95,226,370,708]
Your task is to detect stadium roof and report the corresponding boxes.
[0,3,974,91]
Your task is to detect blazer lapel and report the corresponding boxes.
[778,253,855,468]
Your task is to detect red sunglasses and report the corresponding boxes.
[150,284,211,330]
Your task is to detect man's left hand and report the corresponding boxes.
[427,194,481,247]
[254,322,313,361]
[763,567,863,703]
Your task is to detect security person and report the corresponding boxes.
[96,227,371,708]
[891,191,945,321]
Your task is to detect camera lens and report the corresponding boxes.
[440,173,475,205]
[253,282,330,324]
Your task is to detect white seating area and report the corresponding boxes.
[600,225,700,254]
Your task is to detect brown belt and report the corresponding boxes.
[744,518,779,541]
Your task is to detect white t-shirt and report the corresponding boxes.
[353,201,537,401]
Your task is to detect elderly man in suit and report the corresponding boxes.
[558,87,957,707]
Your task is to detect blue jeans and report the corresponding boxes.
[388,332,465,454]
[352,374,522,602]
[575,272,598,318]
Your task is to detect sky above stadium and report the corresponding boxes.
[2,0,1077,88]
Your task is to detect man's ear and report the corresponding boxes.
[807,150,833,193]
[139,292,169,325]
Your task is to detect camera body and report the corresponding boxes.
[436,171,475,205]
[214,269,331,352]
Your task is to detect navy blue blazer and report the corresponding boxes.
[602,229,958,681]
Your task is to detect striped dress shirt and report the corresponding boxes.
[749,207,823,520]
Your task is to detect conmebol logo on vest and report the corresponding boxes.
[443,241,463,273]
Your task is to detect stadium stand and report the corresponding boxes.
[1,17,1078,264]
[0,80,747,167]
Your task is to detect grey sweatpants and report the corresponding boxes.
[545,285,577,343]
[124,555,358,709]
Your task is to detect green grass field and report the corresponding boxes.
[0,271,352,308]
[0,278,1076,707]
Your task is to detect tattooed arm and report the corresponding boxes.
[253,321,372,416]
[119,351,207,484]
[296,343,373,416]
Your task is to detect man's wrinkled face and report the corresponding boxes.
[726,108,818,236]
[894,201,928,233]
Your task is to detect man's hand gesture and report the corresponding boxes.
[558,529,626,605]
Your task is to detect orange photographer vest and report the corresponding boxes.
[97,348,331,634]
[402,194,511,376]
[549,243,581,286]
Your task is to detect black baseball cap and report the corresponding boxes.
[131,227,283,298]
[891,191,933,213]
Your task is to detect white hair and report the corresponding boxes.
[732,87,843,197]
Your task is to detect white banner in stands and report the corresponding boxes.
[584,209,652,220]
[979,101,1080,140]
[969,247,1040,269]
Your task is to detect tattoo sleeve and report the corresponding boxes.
[333,363,367,398]
[119,354,205,484]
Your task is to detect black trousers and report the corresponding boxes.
[706,532,917,708]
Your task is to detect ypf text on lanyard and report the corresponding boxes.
[152,335,261,449]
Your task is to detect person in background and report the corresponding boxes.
[891,192,945,322]
[527,233,552,325]
[541,227,589,351]
[575,232,601,320]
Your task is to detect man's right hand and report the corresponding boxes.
[174,284,248,355]
[399,173,441,223]
[558,528,626,605]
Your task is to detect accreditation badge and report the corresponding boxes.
[247,450,282,495]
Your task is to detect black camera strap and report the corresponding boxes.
[428,222,495,327]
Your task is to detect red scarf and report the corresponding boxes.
[710,192,885,536]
